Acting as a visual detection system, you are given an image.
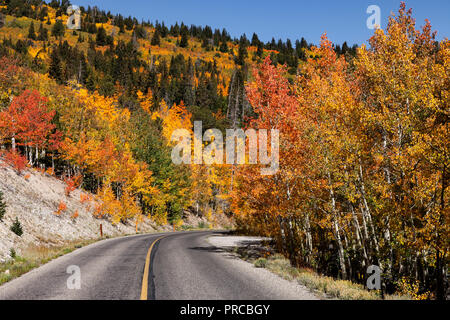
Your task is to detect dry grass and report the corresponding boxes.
[0,239,96,286]
[254,254,410,300]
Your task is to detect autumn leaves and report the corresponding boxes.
[232,5,448,298]
[0,89,61,172]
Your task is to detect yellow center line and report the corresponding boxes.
[140,236,166,300]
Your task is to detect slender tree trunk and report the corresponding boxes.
[327,165,347,279]
[351,204,368,267]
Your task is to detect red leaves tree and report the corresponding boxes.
[0,89,61,165]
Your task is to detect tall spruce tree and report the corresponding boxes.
[179,26,189,48]
[27,21,36,40]
[96,26,107,46]
[49,49,63,83]
[51,19,65,38]
[151,29,161,46]
[37,23,48,41]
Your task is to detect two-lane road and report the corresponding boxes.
[0,231,317,300]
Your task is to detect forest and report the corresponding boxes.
[0,0,447,299]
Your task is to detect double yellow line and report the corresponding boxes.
[140,236,166,300]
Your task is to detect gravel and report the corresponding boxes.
[207,234,320,300]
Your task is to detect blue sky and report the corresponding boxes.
[69,0,449,45]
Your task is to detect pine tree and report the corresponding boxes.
[179,26,189,48]
[251,33,260,46]
[37,23,48,41]
[256,42,264,57]
[236,37,248,65]
[0,190,6,222]
[27,21,36,40]
[51,19,65,38]
[49,49,63,83]
[219,40,228,53]
[151,29,161,46]
[96,26,107,46]
[179,31,189,48]
[10,217,23,237]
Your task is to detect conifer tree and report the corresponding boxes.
[27,21,36,40]
[49,49,63,83]
[10,217,23,237]
[96,26,107,46]
[219,40,228,53]
[151,29,161,46]
[51,19,65,38]
[179,26,189,48]
[37,23,48,41]
[0,190,6,222]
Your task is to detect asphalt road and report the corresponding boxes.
[0,231,317,300]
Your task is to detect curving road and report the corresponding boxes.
[0,231,317,300]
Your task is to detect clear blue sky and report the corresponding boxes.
[70,0,449,45]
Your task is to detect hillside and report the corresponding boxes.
[0,159,225,262]
[0,1,447,300]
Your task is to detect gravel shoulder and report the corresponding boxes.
[206,234,320,300]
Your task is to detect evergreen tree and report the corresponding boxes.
[236,36,248,65]
[256,41,264,57]
[10,217,23,237]
[51,19,65,38]
[96,26,107,46]
[179,30,189,48]
[49,49,63,83]
[37,23,48,41]
[27,21,36,40]
[251,33,260,46]
[219,40,228,53]
[341,41,349,55]
[151,29,161,46]
[179,25,189,48]
[0,190,6,222]
[0,13,5,29]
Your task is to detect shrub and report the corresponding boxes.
[254,258,267,268]
[71,210,79,220]
[9,248,16,259]
[3,150,27,174]
[10,218,23,237]
[64,174,82,196]
[0,190,6,221]
[198,221,209,229]
[54,201,67,216]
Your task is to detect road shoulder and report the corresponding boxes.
[207,234,321,300]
